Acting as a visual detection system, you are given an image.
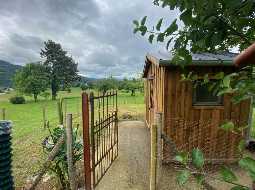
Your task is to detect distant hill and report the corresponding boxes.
[0,60,22,87]
[79,75,98,83]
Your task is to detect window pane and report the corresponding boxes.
[193,83,223,105]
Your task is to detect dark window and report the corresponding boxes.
[193,83,223,106]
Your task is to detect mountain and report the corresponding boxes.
[79,75,98,83]
[0,60,22,87]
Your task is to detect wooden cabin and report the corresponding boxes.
[143,51,252,162]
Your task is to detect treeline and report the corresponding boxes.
[79,77,144,96]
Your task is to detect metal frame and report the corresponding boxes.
[91,91,118,188]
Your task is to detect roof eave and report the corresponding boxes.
[159,59,236,67]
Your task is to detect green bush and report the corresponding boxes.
[42,126,83,189]
[80,83,89,91]
[9,96,26,104]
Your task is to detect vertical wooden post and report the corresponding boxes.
[246,96,253,142]
[66,114,76,190]
[64,99,67,127]
[150,124,157,190]
[57,99,63,125]
[155,112,163,187]
[43,107,46,129]
[2,108,6,120]
[82,93,92,190]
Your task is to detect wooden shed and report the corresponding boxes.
[143,51,252,162]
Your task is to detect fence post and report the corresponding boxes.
[42,107,46,129]
[66,114,76,190]
[2,108,6,120]
[155,112,163,187]
[57,99,63,125]
[82,93,92,190]
[150,124,157,190]
[64,99,67,126]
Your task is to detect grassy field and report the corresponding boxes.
[1,88,255,188]
[0,88,145,188]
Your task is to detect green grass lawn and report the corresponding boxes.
[0,88,145,187]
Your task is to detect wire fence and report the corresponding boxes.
[163,118,244,167]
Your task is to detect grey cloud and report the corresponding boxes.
[9,34,43,50]
[0,0,179,78]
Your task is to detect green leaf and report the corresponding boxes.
[238,139,246,153]
[203,74,209,84]
[180,10,192,24]
[239,157,255,180]
[148,34,154,44]
[133,27,139,34]
[195,174,204,185]
[156,18,163,31]
[178,48,192,64]
[220,166,237,182]
[141,16,147,26]
[157,33,165,42]
[220,121,234,131]
[217,88,234,96]
[133,20,139,27]
[139,26,147,36]
[177,170,191,186]
[214,72,224,80]
[166,37,173,50]
[231,186,249,190]
[191,148,204,169]
[175,152,188,164]
[165,19,178,36]
[223,75,231,88]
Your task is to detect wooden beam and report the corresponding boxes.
[82,93,92,190]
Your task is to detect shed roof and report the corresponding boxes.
[143,51,238,77]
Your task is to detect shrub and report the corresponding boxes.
[41,91,50,100]
[9,96,26,104]
[42,126,83,189]
[80,83,89,91]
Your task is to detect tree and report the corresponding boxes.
[40,40,79,100]
[95,77,118,94]
[134,0,255,189]
[119,78,143,96]
[80,83,89,91]
[14,63,48,102]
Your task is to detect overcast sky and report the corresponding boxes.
[0,0,178,78]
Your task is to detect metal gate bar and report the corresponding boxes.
[89,91,118,188]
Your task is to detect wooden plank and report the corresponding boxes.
[211,110,220,158]
[185,81,193,121]
[175,70,182,118]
